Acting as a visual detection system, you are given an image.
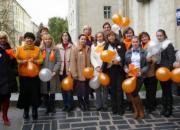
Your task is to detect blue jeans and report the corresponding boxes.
[62,90,74,108]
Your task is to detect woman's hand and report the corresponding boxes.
[112,60,120,65]
[52,72,56,77]
[95,66,102,72]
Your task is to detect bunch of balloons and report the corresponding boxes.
[156,67,180,83]
[112,14,130,27]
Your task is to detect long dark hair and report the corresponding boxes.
[60,32,73,44]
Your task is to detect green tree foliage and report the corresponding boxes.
[48,17,68,44]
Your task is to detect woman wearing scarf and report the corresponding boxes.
[123,27,135,51]
[70,34,91,111]
[0,31,17,126]
[40,34,60,114]
[91,32,107,111]
[16,32,43,120]
[124,36,148,119]
[156,29,176,117]
[139,32,159,113]
[101,31,126,115]
[56,32,74,112]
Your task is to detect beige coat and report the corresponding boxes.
[56,43,73,75]
[70,45,91,81]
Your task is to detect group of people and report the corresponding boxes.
[0,21,180,126]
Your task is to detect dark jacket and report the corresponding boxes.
[0,44,18,95]
[124,48,148,77]
[158,43,175,70]
[101,40,126,73]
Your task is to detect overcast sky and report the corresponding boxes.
[17,0,68,26]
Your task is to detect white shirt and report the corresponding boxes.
[131,49,141,69]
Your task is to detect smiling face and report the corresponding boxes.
[25,37,34,45]
[132,37,139,49]
[43,37,52,48]
[108,33,116,44]
[79,35,86,46]
[125,29,134,40]
[156,31,165,42]
[62,32,69,44]
[96,33,104,43]
[103,24,111,34]
[141,34,150,44]
[0,36,7,45]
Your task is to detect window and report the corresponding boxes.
[104,6,111,19]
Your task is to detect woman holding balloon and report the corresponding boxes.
[101,31,126,115]
[124,36,148,119]
[90,32,108,111]
[156,29,176,117]
[0,31,17,126]
[70,34,91,111]
[56,32,74,112]
[16,32,43,120]
[40,34,60,114]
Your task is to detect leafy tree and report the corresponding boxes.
[48,17,68,44]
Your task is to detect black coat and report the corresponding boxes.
[158,44,175,70]
[0,44,17,95]
[101,40,126,74]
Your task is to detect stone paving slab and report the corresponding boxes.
[1,96,180,130]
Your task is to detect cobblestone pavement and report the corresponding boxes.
[1,97,180,130]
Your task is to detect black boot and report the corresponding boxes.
[44,94,50,114]
[78,96,85,111]
[32,106,38,120]
[50,94,56,113]
[164,96,173,117]
[160,96,167,115]
[23,106,29,120]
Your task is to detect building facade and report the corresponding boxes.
[0,0,38,47]
[68,0,180,49]
[68,0,121,43]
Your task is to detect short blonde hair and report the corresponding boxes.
[0,31,9,43]
[40,34,55,49]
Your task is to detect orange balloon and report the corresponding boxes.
[61,76,73,91]
[27,62,39,77]
[120,17,130,27]
[112,14,122,26]
[122,77,136,93]
[171,68,180,83]
[99,73,110,87]
[83,67,94,79]
[100,50,116,62]
[156,67,171,81]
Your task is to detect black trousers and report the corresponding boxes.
[160,80,173,110]
[108,67,125,113]
[144,76,157,109]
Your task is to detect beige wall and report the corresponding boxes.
[78,0,120,36]
[128,0,180,49]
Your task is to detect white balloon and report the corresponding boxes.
[111,24,121,34]
[39,68,52,82]
[89,76,100,90]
